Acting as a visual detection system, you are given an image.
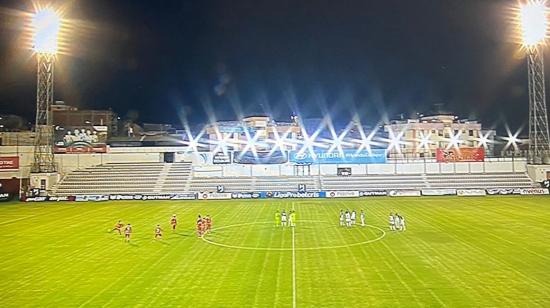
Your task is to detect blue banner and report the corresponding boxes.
[289,149,386,164]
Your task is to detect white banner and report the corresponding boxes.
[457,189,487,196]
[326,191,360,198]
[198,192,232,200]
[421,189,457,196]
[388,190,421,197]
[519,188,549,195]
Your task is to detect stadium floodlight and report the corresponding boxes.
[503,128,521,152]
[32,8,61,54]
[267,129,292,156]
[518,1,550,163]
[238,129,259,159]
[326,121,354,155]
[477,131,492,149]
[31,7,62,173]
[384,128,406,154]
[446,131,462,150]
[520,1,548,47]
[417,132,433,149]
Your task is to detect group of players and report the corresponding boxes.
[111,214,212,241]
[389,212,406,231]
[339,209,366,227]
[275,210,296,227]
[196,215,212,237]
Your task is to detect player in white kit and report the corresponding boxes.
[351,210,356,225]
[400,215,406,231]
[394,213,401,231]
[339,210,345,226]
[345,210,352,227]
[360,210,365,227]
[389,213,395,231]
[281,211,288,227]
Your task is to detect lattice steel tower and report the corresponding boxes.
[527,45,550,164]
[31,8,60,173]
[32,53,56,173]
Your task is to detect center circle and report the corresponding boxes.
[201,220,386,251]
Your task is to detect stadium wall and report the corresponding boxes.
[0,145,529,180]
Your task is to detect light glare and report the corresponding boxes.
[32,8,61,54]
[520,1,548,46]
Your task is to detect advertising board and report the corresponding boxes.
[289,149,386,164]
[421,189,457,196]
[436,147,484,163]
[388,190,421,197]
[326,191,360,198]
[0,157,19,170]
[456,189,487,196]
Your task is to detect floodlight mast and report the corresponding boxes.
[520,1,550,164]
[527,45,550,164]
[31,9,59,173]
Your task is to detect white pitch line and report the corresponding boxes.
[291,202,297,308]
[0,215,37,225]
[201,222,386,251]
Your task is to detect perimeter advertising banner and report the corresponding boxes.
[0,157,19,170]
[289,149,386,164]
[436,147,484,163]
[54,126,109,154]
[233,151,288,164]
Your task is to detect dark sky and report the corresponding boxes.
[0,0,541,133]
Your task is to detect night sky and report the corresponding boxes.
[0,0,541,133]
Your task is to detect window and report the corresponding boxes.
[469,130,474,136]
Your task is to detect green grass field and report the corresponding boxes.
[1,196,550,307]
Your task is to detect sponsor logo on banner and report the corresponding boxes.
[231,192,261,199]
[360,190,388,197]
[48,196,75,201]
[0,192,12,201]
[24,196,48,202]
[436,147,484,163]
[0,156,19,170]
[233,151,288,164]
[388,190,422,197]
[109,195,138,200]
[486,188,521,195]
[142,195,172,200]
[421,189,457,196]
[263,191,325,199]
[170,193,197,200]
[212,152,232,164]
[456,189,487,196]
[198,192,232,200]
[326,191,360,198]
[289,149,386,164]
[76,195,109,202]
[519,188,549,195]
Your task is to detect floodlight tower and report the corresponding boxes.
[520,1,550,164]
[31,8,60,173]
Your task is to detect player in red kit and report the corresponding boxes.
[170,214,177,231]
[205,215,212,233]
[154,224,163,239]
[124,224,132,242]
[111,220,123,235]
[196,215,204,237]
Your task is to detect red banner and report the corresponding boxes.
[54,144,108,154]
[436,147,484,163]
[0,156,19,170]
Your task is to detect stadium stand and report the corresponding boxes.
[53,162,537,196]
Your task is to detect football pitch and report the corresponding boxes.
[1,196,550,307]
